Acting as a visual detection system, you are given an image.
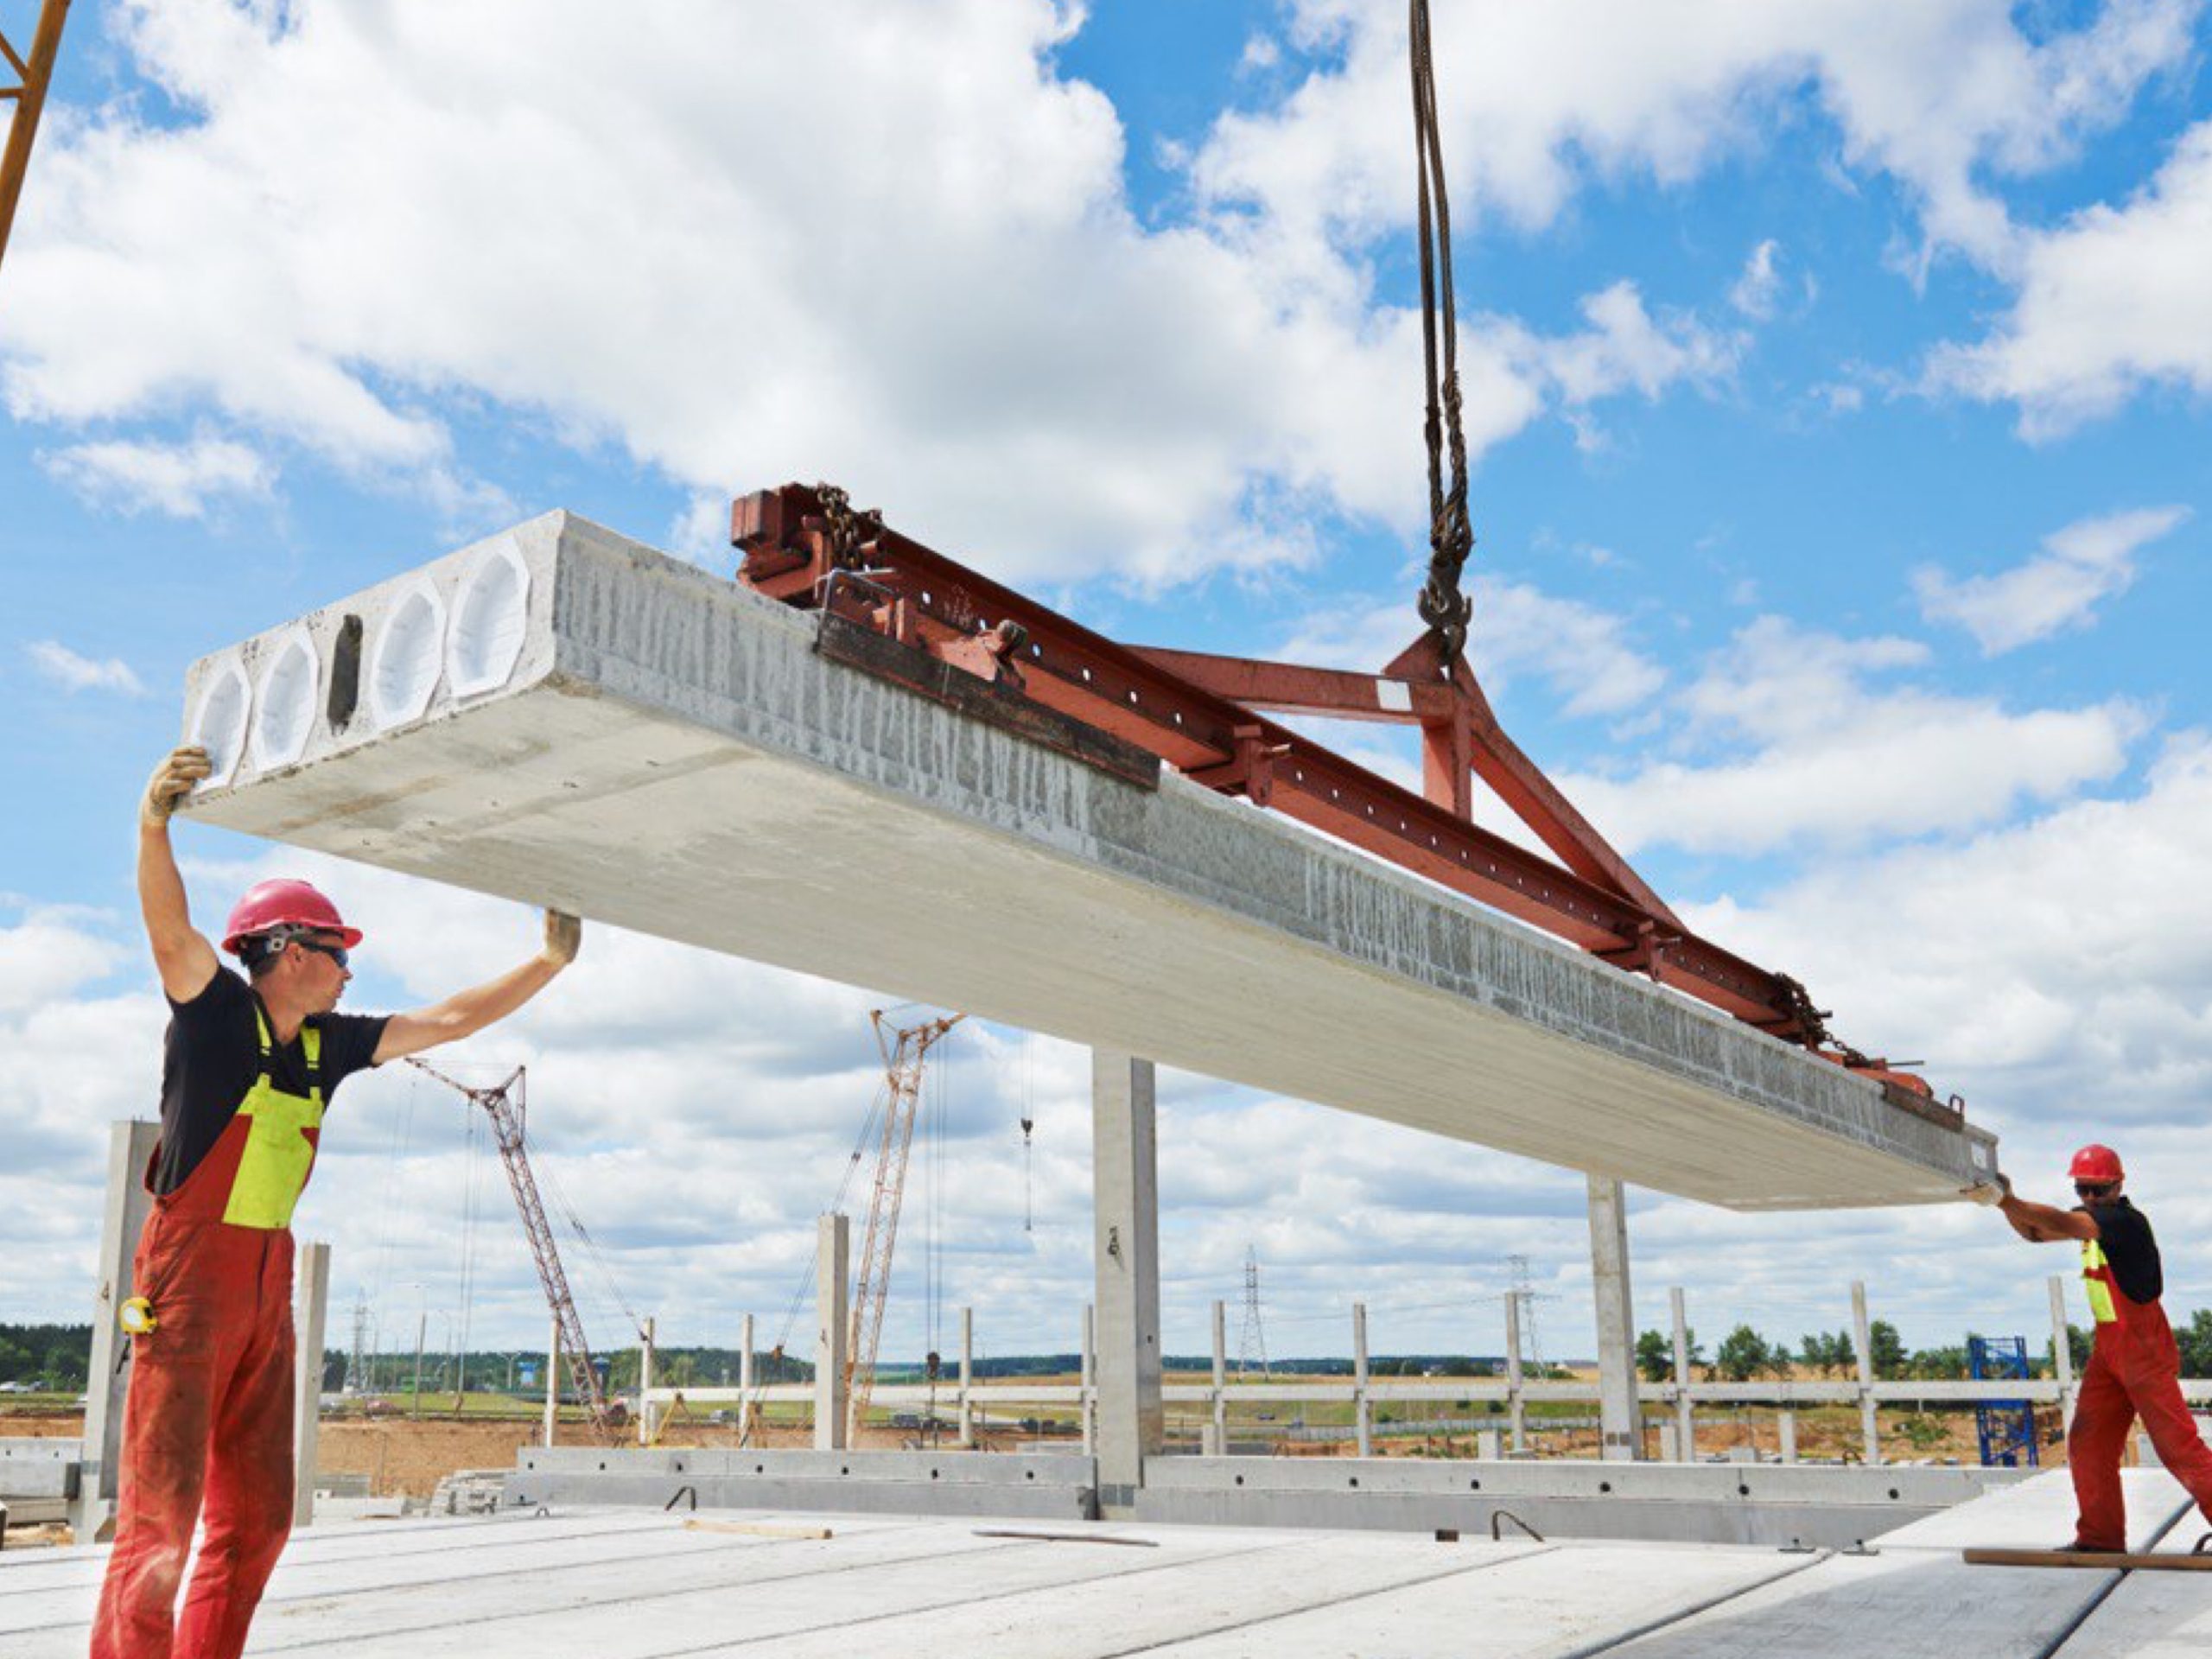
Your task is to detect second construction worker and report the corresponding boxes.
[92,744,583,1658]
[1974,1145,2212,1551]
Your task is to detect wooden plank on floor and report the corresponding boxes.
[2026,1507,2212,1656]
[1134,1541,1822,1659]
[1880,1468,2187,1554]
[688,1532,1548,1658]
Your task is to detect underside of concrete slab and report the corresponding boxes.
[177,512,1996,1210]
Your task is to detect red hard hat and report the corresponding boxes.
[2069,1144,2124,1184]
[220,879,363,956]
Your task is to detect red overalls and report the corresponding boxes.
[2070,1230,2212,1550]
[92,1007,326,1659]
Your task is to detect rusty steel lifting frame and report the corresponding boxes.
[0,0,70,282]
[731,481,1953,1121]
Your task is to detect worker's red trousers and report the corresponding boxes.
[90,1208,296,1659]
[2069,1294,2212,1551]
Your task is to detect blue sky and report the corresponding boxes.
[3,0,2209,1370]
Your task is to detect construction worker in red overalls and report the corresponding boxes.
[93,746,582,1657]
[1970,1145,2212,1551]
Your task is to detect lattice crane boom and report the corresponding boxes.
[406,1058,622,1444]
[844,1010,963,1441]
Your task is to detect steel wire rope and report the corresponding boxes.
[737,1046,899,1441]
[364,1067,423,1390]
[1408,0,1475,670]
[451,1100,483,1406]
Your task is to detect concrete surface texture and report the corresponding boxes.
[7,1471,2203,1656]
[176,512,1996,1210]
[507,1445,2028,1548]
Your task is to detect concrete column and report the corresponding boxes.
[1353,1302,1372,1459]
[1852,1280,1881,1465]
[815,1213,849,1451]
[639,1315,656,1446]
[1503,1292,1527,1453]
[1587,1175,1640,1461]
[2050,1274,2075,1427]
[291,1239,331,1528]
[1080,1305,1096,1456]
[543,1316,560,1447]
[958,1307,975,1448]
[1778,1408,1799,1465]
[738,1313,755,1446]
[1210,1300,1227,1456]
[73,1118,162,1543]
[1090,1050,1162,1514]
[1670,1287,1694,1464]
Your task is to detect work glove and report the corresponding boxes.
[1963,1173,2012,1207]
[542,909,582,967]
[142,746,212,829]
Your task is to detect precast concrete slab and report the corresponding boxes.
[499,1446,2024,1548]
[177,512,1997,1209]
[1604,1468,2195,1659]
[1136,1454,2027,1548]
[507,1446,1097,1522]
[11,1494,2164,1658]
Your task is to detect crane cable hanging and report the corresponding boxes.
[1408,0,1475,672]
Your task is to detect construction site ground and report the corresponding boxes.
[4,1466,2205,1657]
[3,1379,2039,1532]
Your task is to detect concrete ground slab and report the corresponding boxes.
[1605,1468,2193,1659]
[176,514,1993,1210]
[15,1492,2172,1658]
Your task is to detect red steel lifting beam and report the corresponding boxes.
[730,482,1944,1108]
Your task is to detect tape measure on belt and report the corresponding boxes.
[119,1297,157,1336]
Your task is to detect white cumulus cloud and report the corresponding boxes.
[1930,120,2212,434]
[1914,505,2190,655]
[25,640,145,696]
[39,434,273,518]
[1561,616,2148,855]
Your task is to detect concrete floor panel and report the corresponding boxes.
[177,513,1997,1209]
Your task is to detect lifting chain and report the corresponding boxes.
[813,481,883,572]
[1409,0,1475,671]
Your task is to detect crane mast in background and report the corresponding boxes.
[845,1010,963,1442]
[407,1058,623,1444]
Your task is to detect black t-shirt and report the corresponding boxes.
[2081,1197,2163,1305]
[153,965,390,1198]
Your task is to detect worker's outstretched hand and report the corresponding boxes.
[542,909,582,967]
[142,746,212,829]
[1962,1173,2012,1206]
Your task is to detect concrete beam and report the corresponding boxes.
[1588,1175,1640,1461]
[291,1238,330,1527]
[175,513,1997,1210]
[815,1213,849,1451]
[73,1118,159,1543]
[1090,1050,1162,1516]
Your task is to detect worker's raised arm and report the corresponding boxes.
[372,910,581,1064]
[1968,1174,2099,1243]
[2003,1191,2099,1243]
[137,747,220,1004]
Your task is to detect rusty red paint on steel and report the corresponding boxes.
[729,483,1942,1099]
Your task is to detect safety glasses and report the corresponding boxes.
[2074,1180,2115,1200]
[294,938,350,970]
